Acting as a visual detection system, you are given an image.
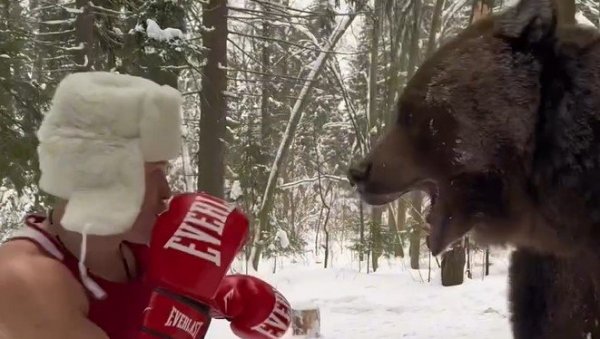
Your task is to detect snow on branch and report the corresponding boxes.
[146,19,184,42]
[31,2,76,14]
[62,43,85,51]
[34,28,76,36]
[63,6,84,14]
[278,175,349,190]
[40,19,77,25]
[88,1,131,15]
[576,12,596,27]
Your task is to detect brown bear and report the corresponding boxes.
[347,0,600,338]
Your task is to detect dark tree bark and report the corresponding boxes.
[426,0,445,58]
[441,242,466,286]
[198,0,228,198]
[554,0,576,26]
[359,201,365,262]
[74,0,95,71]
[388,205,404,258]
[409,192,423,269]
[485,247,491,276]
[406,0,422,80]
[370,208,383,272]
[367,0,383,272]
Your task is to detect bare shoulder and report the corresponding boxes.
[0,240,107,339]
[0,240,84,300]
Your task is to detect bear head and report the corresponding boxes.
[348,0,600,256]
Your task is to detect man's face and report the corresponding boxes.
[126,161,172,244]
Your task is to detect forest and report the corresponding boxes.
[0,0,597,287]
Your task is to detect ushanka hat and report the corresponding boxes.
[37,71,183,236]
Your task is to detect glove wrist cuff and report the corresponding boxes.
[141,288,211,338]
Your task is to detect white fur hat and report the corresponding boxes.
[37,72,183,236]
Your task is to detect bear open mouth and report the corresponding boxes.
[356,180,459,255]
[356,179,439,212]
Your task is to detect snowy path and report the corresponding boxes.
[207,251,513,338]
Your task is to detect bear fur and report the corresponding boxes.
[347,0,600,337]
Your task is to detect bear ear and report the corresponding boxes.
[494,0,557,44]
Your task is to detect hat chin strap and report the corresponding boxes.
[78,223,107,300]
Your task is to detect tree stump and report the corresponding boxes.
[292,306,321,338]
[441,242,466,287]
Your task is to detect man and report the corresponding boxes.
[0,72,293,339]
[0,72,183,338]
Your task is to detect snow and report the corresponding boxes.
[130,24,145,35]
[63,43,85,51]
[41,19,76,25]
[0,54,9,59]
[229,180,243,200]
[576,12,596,28]
[146,19,183,42]
[207,248,512,338]
[64,6,84,14]
[276,229,290,249]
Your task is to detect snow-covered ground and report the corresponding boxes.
[207,248,513,339]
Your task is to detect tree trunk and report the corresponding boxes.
[409,192,422,269]
[370,207,383,272]
[466,236,472,279]
[257,2,274,248]
[485,247,491,276]
[426,0,445,58]
[323,206,331,269]
[406,0,422,80]
[441,242,466,286]
[388,205,404,258]
[292,307,321,337]
[198,0,228,198]
[554,0,576,26]
[367,0,382,139]
[597,0,600,28]
[0,2,12,110]
[74,0,95,71]
[359,201,365,262]
[367,0,383,273]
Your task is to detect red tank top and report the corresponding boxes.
[8,215,154,339]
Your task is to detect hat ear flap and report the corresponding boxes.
[139,85,183,162]
[60,141,145,235]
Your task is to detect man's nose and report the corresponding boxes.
[347,161,372,186]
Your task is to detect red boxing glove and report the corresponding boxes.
[140,193,250,339]
[211,275,292,339]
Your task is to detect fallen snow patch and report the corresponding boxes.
[276,229,290,249]
[576,12,596,28]
[208,248,512,338]
[229,180,243,200]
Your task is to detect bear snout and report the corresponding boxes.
[347,160,372,186]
